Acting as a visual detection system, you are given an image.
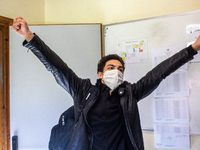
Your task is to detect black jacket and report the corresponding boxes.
[23,34,197,150]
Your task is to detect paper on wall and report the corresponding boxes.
[154,70,189,97]
[153,98,189,123]
[117,39,147,64]
[152,44,188,70]
[154,123,190,149]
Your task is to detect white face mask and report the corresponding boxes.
[102,69,123,90]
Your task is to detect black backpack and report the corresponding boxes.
[48,85,98,150]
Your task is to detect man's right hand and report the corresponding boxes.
[12,17,34,42]
[192,34,200,52]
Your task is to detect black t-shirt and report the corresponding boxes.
[88,82,127,150]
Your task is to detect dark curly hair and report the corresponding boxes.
[97,54,125,73]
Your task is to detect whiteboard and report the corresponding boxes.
[104,10,200,135]
[10,24,101,149]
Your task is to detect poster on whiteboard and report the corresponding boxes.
[117,39,147,64]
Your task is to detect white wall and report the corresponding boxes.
[45,0,200,24]
[0,0,45,24]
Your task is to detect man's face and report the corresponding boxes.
[98,59,124,81]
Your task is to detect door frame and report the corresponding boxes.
[0,15,13,150]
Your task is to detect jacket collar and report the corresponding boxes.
[96,79,126,96]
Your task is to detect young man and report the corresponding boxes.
[12,17,200,150]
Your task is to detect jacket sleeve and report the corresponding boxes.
[23,34,91,100]
[132,45,197,101]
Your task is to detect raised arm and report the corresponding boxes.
[133,34,200,101]
[12,17,92,101]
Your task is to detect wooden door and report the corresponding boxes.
[0,16,13,150]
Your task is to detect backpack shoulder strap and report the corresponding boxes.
[81,85,98,107]
[76,85,98,122]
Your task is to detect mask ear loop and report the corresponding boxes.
[101,72,107,86]
[102,72,105,81]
